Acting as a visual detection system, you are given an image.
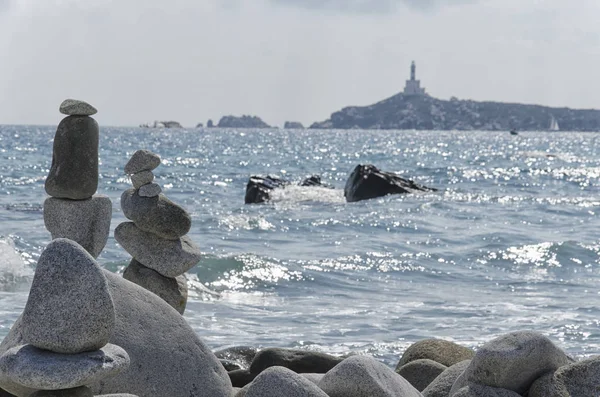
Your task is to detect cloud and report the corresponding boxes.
[270,0,475,13]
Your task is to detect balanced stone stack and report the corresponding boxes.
[43,99,111,259]
[116,150,200,314]
[0,239,134,397]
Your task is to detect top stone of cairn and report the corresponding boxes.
[59,99,97,116]
[124,150,161,175]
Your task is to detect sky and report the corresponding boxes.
[0,0,599,127]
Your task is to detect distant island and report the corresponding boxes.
[217,115,271,128]
[310,62,600,131]
[284,121,305,129]
[139,120,182,128]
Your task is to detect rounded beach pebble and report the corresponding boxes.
[130,171,154,189]
[0,343,129,390]
[396,358,447,391]
[528,356,600,397]
[21,239,115,354]
[318,355,422,397]
[397,338,475,368]
[59,99,97,116]
[422,359,470,397]
[244,366,329,397]
[138,183,161,197]
[124,150,161,175]
[450,331,573,396]
[114,222,200,277]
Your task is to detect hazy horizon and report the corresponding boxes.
[1,0,599,127]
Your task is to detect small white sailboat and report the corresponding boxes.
[549,115,559,131]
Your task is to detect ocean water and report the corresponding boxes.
[1,125,600,365]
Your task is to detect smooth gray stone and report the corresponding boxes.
[29,386,92,396]
[245,367,329,397]
[114,222,200,278]
[397,339,475,369]
[123,259,187,314]
[300,373,324,385]
[0,270,232,397]
[215,346,259,372]
[318,355,422,397]
[422,360,470,397]
[43,196,112,259]
[396,359,447,391]
[0,344,129,390]
[130,171,154,189]
[528,356,600,397]
[450,331,572,396]
[124,150,160,175]
[250,348,344,375]
[137,183,161,198]
[451,384,521,397]
[120,189,191,240]
[59,99,97,116]
[22,239,114,354]
[45,116,99,200]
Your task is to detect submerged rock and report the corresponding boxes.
[244,175,329,204]
[344,164,437,202]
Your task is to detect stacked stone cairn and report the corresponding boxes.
[116,150,200,314]
[43,99,111,259]
[0,239,135,397]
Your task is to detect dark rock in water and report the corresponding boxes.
[283,121,304,129]
[344,164,437,202]
[215,346,259,371]
[245,175,330,204]
[207,119,214,128]
[249,348,344,375]
[195,122,203,128]
[244,176,289,204]
[45,116,99,200]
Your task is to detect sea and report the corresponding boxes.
[1,125,600,366]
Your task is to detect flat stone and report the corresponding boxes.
[451,384,522,396]
[22,239,114,354]
[124,150,161,175]
[130,171,154,189]
[45,116,99,200]
[250,348,344,375]
[59,99,97,116]
[528,356,600,397]
[0,344,129,390]
[0,270,232,397]
[137,183,161,197]
[114,222,200,277]
[120,189,191,240]
[123,259,188,314]
[396,358,447,391]
[397,338,475,368]
[29,386,92,396]
[318,355,422,397]
[43,195,112,259]
[450,331,573,396]
[422,360,470,397]
[245,366,329,397]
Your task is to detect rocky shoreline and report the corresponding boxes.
[1,100,599,396]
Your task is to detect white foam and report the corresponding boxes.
[269,185,345,204]
[0,237,33,287]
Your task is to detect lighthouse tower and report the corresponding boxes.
[403,61,426,96]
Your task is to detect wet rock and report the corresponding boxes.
[0,270,232,397]
[43,195,112,258]
[123,259,187,314]
[244,176,289,204]
[397,338,475,368]
[528,356,600,397]
[22,239,114,354]
[396,358,447,391]
[450,331,573,396]
[250,348,344,375]
[137,183,161,197]
[344,164,437,202]
[45,116,99,200]
[130,171,154,189]
[114,222,200,277]
[0,344,128,390]
[124,150,161,175]
[59,99,97,116]
[120,189,191,240]
[422,360,470,397]
[215,346,259,371]
[318,355,422,397]
[244,367,329,397]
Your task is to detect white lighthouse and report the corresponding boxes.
[403,61,427,96]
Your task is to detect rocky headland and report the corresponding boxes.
[283,121,304,129]
[218,115,271,128]
[310,93,600,131]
